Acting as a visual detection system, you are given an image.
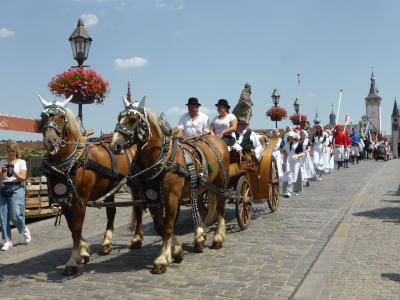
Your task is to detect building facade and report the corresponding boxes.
[364,71,382,134]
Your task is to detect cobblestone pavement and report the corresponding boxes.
[316,159,400,300]
[0,159,393,299]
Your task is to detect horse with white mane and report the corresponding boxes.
[111,95,230,273]
[39,95,142,276]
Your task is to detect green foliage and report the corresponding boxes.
[0,147,45,159]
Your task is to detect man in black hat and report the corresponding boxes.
[176,97,210,139]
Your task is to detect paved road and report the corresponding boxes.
[0,159,397,299]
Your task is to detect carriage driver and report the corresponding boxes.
[234,118,262,158]
[175,97,210,139]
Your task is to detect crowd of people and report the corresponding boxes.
[269,124,392,198]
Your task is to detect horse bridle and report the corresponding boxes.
[114,105,148,149]
[41,105,69,139]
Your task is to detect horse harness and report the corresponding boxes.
[43,136,133,208]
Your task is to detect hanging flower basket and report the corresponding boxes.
[289,113,307,125]
[266,106,287,121]
[48,68,110,105]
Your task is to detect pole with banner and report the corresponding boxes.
[297,74,301,129]
[344,115,349,132]
[336,90,343,125]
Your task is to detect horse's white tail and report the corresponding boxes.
[204,191,217,226]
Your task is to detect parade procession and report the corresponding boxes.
[2,2,400,299]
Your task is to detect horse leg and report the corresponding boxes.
[151,199,180,273]
[194,196,207,252]
[130,205,144,249]
[100,203,116,255]
[62,203,88,275]
[80,236,90,264]
[211,196,226,250]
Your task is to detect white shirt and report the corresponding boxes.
[236,129,263,154]
[0,158,26,183]
[211,113,237,137]
[177,111,210,138]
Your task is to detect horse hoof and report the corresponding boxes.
[81,256,90,264]
[63,266,78,276]
[100,244,112,255]
[130,240,142,249]
[151,265,167,274]
[194,242,205,252]
[211,242,223,250]
[173,250,185,263]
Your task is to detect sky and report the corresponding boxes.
[0,0,399,141]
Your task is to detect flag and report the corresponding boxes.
[345,115,349,123]
[297,74,301,85]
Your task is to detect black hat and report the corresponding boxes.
[215,99,230,109]
[186,97,201,106]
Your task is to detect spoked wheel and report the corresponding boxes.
[268,156,279,212]
[235,176,253,230]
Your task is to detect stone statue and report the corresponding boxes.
[232,83,253,124]
[301,120,312,137]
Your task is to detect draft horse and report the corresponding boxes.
[38,95,142,276]
[110,95,230,273]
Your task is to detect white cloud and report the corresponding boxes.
[115,57,149,69]
[81,13,98,27]
[165,107,186,116]
[155,0,184,10]
[0,28,14,38]
[199,106,215,115]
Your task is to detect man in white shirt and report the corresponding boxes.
[234,119,262,157]
[176,97,210,139]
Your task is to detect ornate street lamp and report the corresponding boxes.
[69,18,92,69]
[271,88,280,128]
[69,18,93,121]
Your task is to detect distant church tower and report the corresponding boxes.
[365,71,382,134]
[329,104,336,126]
[127,76,132,103]
[313,106,321,126]
[391,98,399,157]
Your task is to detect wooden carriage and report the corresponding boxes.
[177,135,280,230]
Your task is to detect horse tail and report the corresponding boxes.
[204,191,217,226]
[129,207,137,233]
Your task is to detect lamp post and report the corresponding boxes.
[293,97,301,128]
[271,88,280,128]
[69,18,92,121]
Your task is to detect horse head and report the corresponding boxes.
[111,95,148,154]
[39,95,73,155]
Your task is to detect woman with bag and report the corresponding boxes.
[0,141,31,251]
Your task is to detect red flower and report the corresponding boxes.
[48,68,110,104]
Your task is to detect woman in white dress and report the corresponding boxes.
[300,130,317,186]
[210,99,237,146]
[269,128,283,178]
[310,124,328,180]
[282,131,305,197]
[324,130,334,174]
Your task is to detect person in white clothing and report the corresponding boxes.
[210,99,237,146]
[282,131,305,197]
[176,97,210,139]
[300,129,317,186]
[0,141,31,251]
[310,124,328,180]
[269,128,283,178]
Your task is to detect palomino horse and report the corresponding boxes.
[110,96,230,273]
[39,95,142,276]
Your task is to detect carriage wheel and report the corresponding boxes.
[268,156,280,212]
[235,176,253,230]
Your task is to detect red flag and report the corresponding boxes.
[345,115,349,123]
[297,74,301,85]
